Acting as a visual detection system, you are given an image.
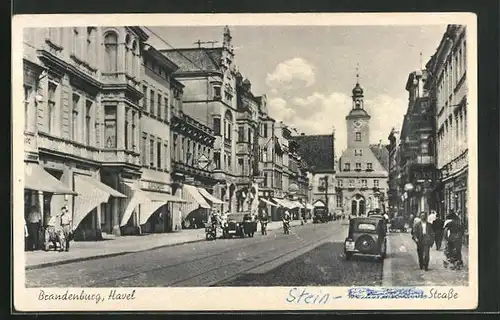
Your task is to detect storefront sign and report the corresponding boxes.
[140,181,170,193]
[410,169,440,183]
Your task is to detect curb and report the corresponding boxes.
[26,222,308,270]
[381,232,394,287]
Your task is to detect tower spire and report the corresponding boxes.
[356,63,360,84]
[419,51,423,70]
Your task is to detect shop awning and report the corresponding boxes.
[183,185,211,209]
[24,163,76,195]
[73,175,117,231]
[120,190,190,227]
[291,201,304,209]
[197,188,225,204]
[76,175,126,198]
[260,198,279,207]
[272,198,288,208]
[305,203,315,210]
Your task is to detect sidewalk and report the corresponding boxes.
[25,220,303,270]
[382,231,469,287]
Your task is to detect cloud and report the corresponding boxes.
[265,58,316,89]
[266,91,406,157]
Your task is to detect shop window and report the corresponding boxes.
[104,32,118,73]
[104,106,117,148]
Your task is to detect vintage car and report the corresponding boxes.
[344,216,387,261]
[389,215,406,232]
[312,207,331,223]
[222,213,258,238]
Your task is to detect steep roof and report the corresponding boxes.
[290,134,335,173]
[370,144,390,171]
[160,48,223,73]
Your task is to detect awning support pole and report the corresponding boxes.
[112,197,121,236]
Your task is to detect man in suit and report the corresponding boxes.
[432,213,445,250]
[412,211,435,271]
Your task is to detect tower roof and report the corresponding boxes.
[352,82,364,97]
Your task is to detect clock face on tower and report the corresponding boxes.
[353,120,365,129]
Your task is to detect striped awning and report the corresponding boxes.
[184,185,211,209]
[272,198,289,208]
[305,203,314,210]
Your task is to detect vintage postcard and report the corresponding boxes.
[12,12,477,311]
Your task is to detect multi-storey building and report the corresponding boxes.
[425,25,468,232]
[161,26,239,214]
[387,128,402,216]
[23,26,150,242]
[398,70,439,218]
[336,79,389,216]
[291,133,336,215]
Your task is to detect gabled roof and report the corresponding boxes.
[160,48,223,73]
[289,134,335,173]
[370,144,390,171]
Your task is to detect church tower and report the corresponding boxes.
[346,69,371,148]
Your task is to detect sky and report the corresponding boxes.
[146,25,446,157]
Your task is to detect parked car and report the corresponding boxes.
[222,213,257,238]
[344,216,387,261]
[389,215,406,232]
[313,207,330,223]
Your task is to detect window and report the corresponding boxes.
[142,85,148,109]
[238,126,245,142]
[354,149,362,156]
[337,180,343,188]
[164,97,169,121]
[224,111,232,140]
[131,111,136,150]
[228,155,232,170]
[72,93,80,141]
[172,134,178,161]
[355,132,361,141]
[104,106,117,148]
[86,27,95,66]
[336,194,342,208]
[24,85,33,130]
[361,179,367,188]
[213,118,221,136]
[141,133,147,164]
[263,172,268,187]
[157,93,162,118]
[349,179,354,188]
[214,151,221,169]
[248,128,252,143]
[149,138,155,167]
[355,163,361,170]
[374,180,379,188]
[344,163,350,171]
[124,108,129,149]
[72,28,79,56]
[213,85,221,99]
[104,32,118,73]
[157,141,162,169]
[47,81,57,133]
[164,143,169,170]
[263,124,268,138]
[85,100,92,145]
[238,158,244,175]
[262,148,268,162]
[367,162,373,170]
[149,89,155,115]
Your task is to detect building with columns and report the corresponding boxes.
[425,24,468,231]
[336,78,389,216]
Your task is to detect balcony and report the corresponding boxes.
[173,161,213,180]
[236,143,252,154]
[38,132,100,163]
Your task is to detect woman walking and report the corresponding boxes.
[443,212,464,270]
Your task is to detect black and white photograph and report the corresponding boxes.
[13,13,477,311]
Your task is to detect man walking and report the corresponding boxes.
[27,205,42,251]
[412,211,434,271]
[59,206,72,252]
[432,213,445,250]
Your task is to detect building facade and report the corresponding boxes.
[161,26,239,214]
[425,25,468,232]
[397,70,439,219]
[23,26,150,243]
[387,128,402,217]
[336,80,389,216]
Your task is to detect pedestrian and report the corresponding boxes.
[411,212,421,235]
[24,219,29,251]
[432,213,445,250]
[27,205,42,251]
[428,210,437,225]
[383,211,390,233]
[59,206,72,252]
[443,212,464,270]
[412,211,434,271]
[44,213,62,251]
